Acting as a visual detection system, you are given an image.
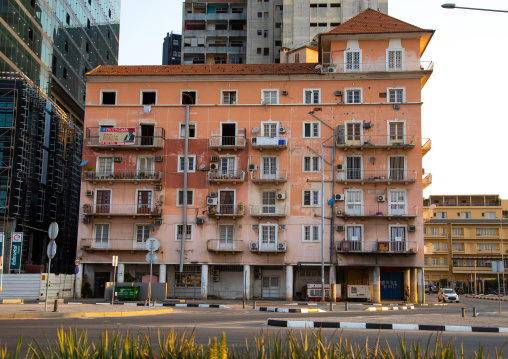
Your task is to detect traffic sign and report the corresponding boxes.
[75,266,79,274]
[145,237,160,252]
[75,259,80,266]
[48,222,59,240]
[146,252,158,263]
[46,240,57,259]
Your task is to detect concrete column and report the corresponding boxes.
[417,268,424,304]
[286,265,293,301]
[159,264,166,283]
[117,263,124,283]
[200,264,208,300]
[410,268,417,303]
[403,269,410,301]
[243,265,251,300]
[75,263,83,298]
[373,266,380,303]
[329,264,336,285]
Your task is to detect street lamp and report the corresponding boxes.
[441,3,508,13]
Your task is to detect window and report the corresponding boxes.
[295,53,300,63]
[257,30,262,36]
[345,89,361,103]
[453,243,464,251]
[258,12,262,17]
[346,156,362,180]
[275,22,281,28]
[454,228,464,236]
[222,91,237,104]
[264,30,268,38]
[460,212,471,219]
[173,39,179,45]
[477,228,496,236]
[388,156,406,180]
[219,225,234,249]
[423,227,427,235]
[136,224,150,246]
[388,88,404,103]
[345,189,362,215]
[179,123,196,138]
[303,156,320,172]
[388,189,406,215]
[261,191,276,214]
[485,212,496,219]
[430,228,438,236]
[97,156,113,177]
[389,226,407,251]
[257,48,262,54]
[345,122,361,144]
[262,90,278,104]
[141,91,156,105]
[259,224,277,250]
[442,242,448,250]
[303,122,320,138]
[433,242,439,251]
[303,225,320,242]
[220,156,236,177]
[261,156,278,180]
[264,12,269,17]
[387,49,403,71]
[263,48,269,56]
[178,155,196,172]
[181,91,196,104]
[431,258,439,266]
[442,228,447,235]
[137,190,153,214]
[443,258,448,266]
[436,212,447,219]
[94,224,109,248]
[346,225,362,242]
[304,89,320,104]
[478,243,496,251]
[176,224,192,241]
[101,91,116,105]
[262,122,278,137]
[138,156,154,176]
[345,50,361,72]
[303,190,320,207]
[177,190,194,206]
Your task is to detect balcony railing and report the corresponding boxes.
[250,170,287,183]
[82,204,162,217]
[86,127,165,150]
[249,241,287,253]
[336,204,418,218]
[422,138,432,157]
[251,136,287,150]
[336,134,416,149]
[422,173,432,189]
[80,238,148,252]
[209,136,246,150]
[321,61,433,74]
[207,204,244,217]
[249,205,286,218]
[84,170,162,182]
[336,169,417,183]
[207,170,245,183]
[206,239,244,253]
[336,240,418,254]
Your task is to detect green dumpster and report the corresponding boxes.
[116,286,140,300]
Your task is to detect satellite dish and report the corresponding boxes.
[430,204,437,210]
[252,127,260,134]
[327,198,336,206]
[315,64,322,69]
[198,164,205,170]
[79,160,88,167]
[370,157,376,164]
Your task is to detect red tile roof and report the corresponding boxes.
[87,63,321,77]
[325,8,433,35]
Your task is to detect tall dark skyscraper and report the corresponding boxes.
[162,32,182,65]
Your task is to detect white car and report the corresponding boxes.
[438,288,459,303]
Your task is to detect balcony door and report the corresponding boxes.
[346,156,362,180]
[346,123,361,145]
[262,191,276,214]
[262,122,277,138]
[96,190,111,213]
[389,190,406,215]
[219,190,235,214]
[262,276,280,298]
[261,156,277,180]
[140,124,154,146]
[219,225,234,249]
[138,156,155,177]
[389,156,405,180]
[260,224,277,251]
[389,122,404,144]
[221,123,236,146]
[220,157,235,178]
[94,224,109,248]
[346,225,363,250]
[390,226,407,252]
[137,190,153,214]
[97,157,113,178]
[345,189,362,215]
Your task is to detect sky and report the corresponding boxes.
[118,0,508,198]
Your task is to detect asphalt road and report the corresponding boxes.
[0,298,506,357]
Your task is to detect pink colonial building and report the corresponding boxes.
[76,9,434,302]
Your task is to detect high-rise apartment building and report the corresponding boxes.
[181,0,387,64]
[162,32,182,65]
[78,10,433,301]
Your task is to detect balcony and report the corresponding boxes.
[249,241,287,253]
[249,205,287,218]
[82,204,162,218]
[422,173,432,189]
[321,60,433,74]
[250,170,287,183]
[336,240,418,254]
[251,136,287,150]
[209,136,246,151]
[427,195,501,207]
[80,238,149,253]
[84,170,162,183]
[184,13,247,21]
[336,169,417,185]
[207,170,245,184]
[336,204,418,219]
[336,134,416,150]
[86,127,165,150]
[206,239,244,254]
[422,138,432,157]
[207,204,244,218]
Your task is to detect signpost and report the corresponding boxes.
[112,255,118,305]
[145,238,159,306]
[45,222,58,312]
[492,261,505,313]
[74,259,80,299]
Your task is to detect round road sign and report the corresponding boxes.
[75,259,80,266]
[46,240,57,259]
[48,222,59,240]
[146,252,158,264]
[145,237,160,252]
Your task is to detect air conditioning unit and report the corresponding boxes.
[261,99,270,105]
[279,225,286,230]
[211,156,219,162]
[212,269,220,276]
[210,192,218,198]
[281,90,288,96]
[393,104,400,110]
[336,164,343,171]
[153,219,162,225]
[328,67,337,73]
[196,217,204,225]
[278,242,285,250]
[408,225,416,232]
[277,193,286,200]
[279,127,286,133]
[114,156,122,162]
[212,275,220,282]
[250,242,259,250]
[154,185,162,191]
[155,156,163,162]
[377,195,386,202]
[207,197,218,206]
[85,190,93,196]
[210,163,218,170]
[252,225,259,230]
[334,90,342,96]
[335,194,345,201]
[82,217,90,223]
[336,225,344,231]
[249,164,258,171]
[363,121,372,129]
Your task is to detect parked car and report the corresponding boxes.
[438,288,459,303]
[491,288,506,296]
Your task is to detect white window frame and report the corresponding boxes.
[261,89,279,104]
[436,212,447,219]
[453,243,464,251]
[388,155,407,180]
[387,120,406,144]
[134,223,151,248]
[137,155,155,175]
[302,224,320,242]
[344,120,363,144]
[302,189,320,207]
[386,48,404,71]
[388,189,407,215]
[140,90,157,105]
[303,89,321,104]
[345,189,363,215]
[260,156,278,180]
[258,223,278,248]
[442,242,448,250]
[485,211,496,219]
[178,155,196,173]
[477,243,496,251]
[221,90,238,105]
[388,224,408,248]
[100,90,117,105]
[430,228,438,236]
[176,189,194,207]
[94,223,110,248]
[94,188,112,208]
[175,224,193,241]
[460,212,471,219]
[303,122,320,138]
[345,155,363,180]
[261,121,279,137]
[303,156,320,172]
[96,155,114,178]
[345,224,364,242]
[476,228,496,236]
[135,188,154,211]
[218,224,235,248]
[179,122,197,139]
[345,88,362,104]
[261,190,277,214]
[344,49,362,72]
[387,87,405,103]
[453,227,464,236]
[432,242,439,251]
[180,90,197,105]
[431,257,439,266]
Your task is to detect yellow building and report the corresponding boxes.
[424,195,508,293]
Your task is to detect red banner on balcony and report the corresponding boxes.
[99,127,136,145]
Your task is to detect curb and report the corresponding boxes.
[364,306,415,311]
[266,319,508,333]
[465,295,508,302]
[0,308,173,320]
[257,307,325,313]
[98,302,228,308]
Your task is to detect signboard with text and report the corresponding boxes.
[0,233,3,257]
[99,127,136,145]
[9,233,22,270]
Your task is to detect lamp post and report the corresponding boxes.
[441,3,508,13]
[500,217,505,296]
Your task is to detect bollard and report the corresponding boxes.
[53,300,58,313]
[345,301,349,311]
[243,300,245,309]
[154,300,156,307]
[253,300,256,310]
[473,307,477,317]
[145,299,148,307]
[330,302,333,311]
[461,308,465,317]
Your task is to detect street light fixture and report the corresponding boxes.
[441,3,508,13]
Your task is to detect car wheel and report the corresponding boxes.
[443,299,446,303]
[438,298,441,302]
[456,301,459,303]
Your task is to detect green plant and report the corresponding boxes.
[439,278,448,288]
[81,282,93,298]
[123,272,136,282]
[85,166,94,172]
[237,202,244,212]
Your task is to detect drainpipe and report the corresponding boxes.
[180,105,190,272]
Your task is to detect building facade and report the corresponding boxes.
[162,32,182,65]
[424,195,508,293]
[181,0,387,65]
[78,10,433,301]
